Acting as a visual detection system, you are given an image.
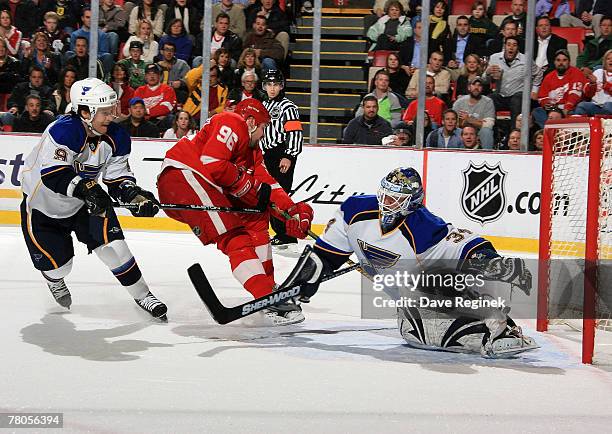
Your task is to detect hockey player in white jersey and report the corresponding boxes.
[284,167,537,357]
[20,78,167,320]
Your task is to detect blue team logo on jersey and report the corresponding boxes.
[461,162,507,225]
[357,239,401,275]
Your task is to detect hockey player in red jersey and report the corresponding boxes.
[157,98,313,325]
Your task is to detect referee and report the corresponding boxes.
[260,70,304,248]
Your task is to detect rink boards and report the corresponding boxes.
[0,133,543,253]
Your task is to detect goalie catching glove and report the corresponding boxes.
[227,168,271,211]
[463,250,532,295]
[119,181,161,217]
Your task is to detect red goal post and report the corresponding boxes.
[538,117,612,364]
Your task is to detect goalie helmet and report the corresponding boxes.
[377,167,424,224]
[70,78,118,135]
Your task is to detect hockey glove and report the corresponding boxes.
[73,179,112,216]
[285,202,314,239]
[119,182,161,217]
[465,251,532,295]
[227,170,271,210]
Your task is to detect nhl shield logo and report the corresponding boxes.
[461,162,507,224]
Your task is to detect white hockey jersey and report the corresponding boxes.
[21,115,136,219]
[315,195,490,279]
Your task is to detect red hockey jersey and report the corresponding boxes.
[538,66,587,111]
[134,83,177,119]
[161,112,293,210]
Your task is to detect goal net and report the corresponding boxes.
[538,117,612,364]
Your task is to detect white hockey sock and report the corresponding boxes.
[94,240,149,300]
[41,259,73,282]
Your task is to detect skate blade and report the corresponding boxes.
[482,344,540,359]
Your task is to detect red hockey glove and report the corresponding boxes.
[227,169,271,210]
[285,202,314,239]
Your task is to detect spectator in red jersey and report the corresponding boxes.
[403,75,446,127]
[533,49,588,128]
[0,9,22,57]
[133,63,177,130]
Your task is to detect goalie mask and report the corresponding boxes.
[70,78,118,136]
[377,167,424,226]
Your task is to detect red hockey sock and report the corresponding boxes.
[250,230,274,279]
[217,230,275,298]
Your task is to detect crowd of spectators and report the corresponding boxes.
[0,0,292,134]
[351,0,612,150]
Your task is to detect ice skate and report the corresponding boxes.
[241,299,305,327]
[134,291,168,321]
[481,326,539,358]
[47,278,72,309]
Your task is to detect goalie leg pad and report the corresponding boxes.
[279,245,325,301]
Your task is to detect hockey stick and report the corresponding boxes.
[188,262,361,324]
[271,205,372,281]
[113,202,263,214]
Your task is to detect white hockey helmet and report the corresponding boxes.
[70,78,118,135]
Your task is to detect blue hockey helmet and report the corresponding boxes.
[377,167,424,219]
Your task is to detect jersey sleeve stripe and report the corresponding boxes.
[399,222,417,252]
[103,176,136,184]
[348,210,379,226]
[314,239,352,256]
[41,166,70,177]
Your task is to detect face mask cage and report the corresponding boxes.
[377,187,413,219]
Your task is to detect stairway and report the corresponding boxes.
[287,13,369,143]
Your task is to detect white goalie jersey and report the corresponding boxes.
[315,195,490,284]
[21,115,136,219]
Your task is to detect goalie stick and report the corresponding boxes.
[188,260,360,325]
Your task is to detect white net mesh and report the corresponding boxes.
[545,118,612,363]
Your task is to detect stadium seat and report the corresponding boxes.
[452,0,473,15]
[492,15,505,27]
[551,27,587,51]
[495,1,513,15]
[0,93,8,112]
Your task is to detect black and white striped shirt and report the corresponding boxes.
[260,96,303,159]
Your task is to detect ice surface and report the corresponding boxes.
[1,227,612,433]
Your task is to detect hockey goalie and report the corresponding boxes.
[284,167,538,358]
